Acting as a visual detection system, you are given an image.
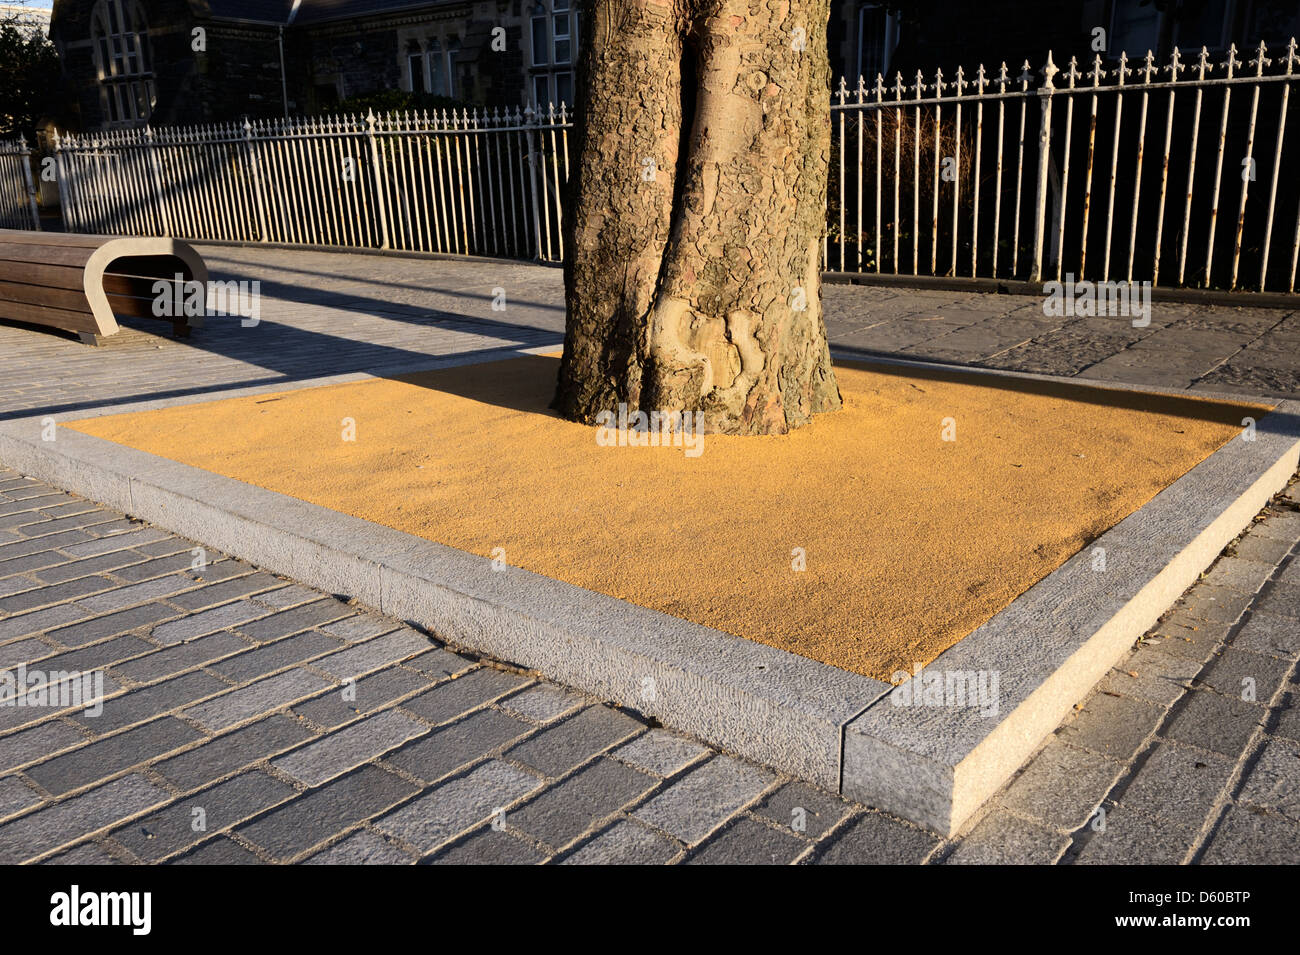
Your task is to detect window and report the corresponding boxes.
[555,72,573,105]
[90,0,155,125]
[529,0,578,105]
[1110,0,1162,57]
[856,2,899,82]
[408,50,426,93]
[405,38,455,97]
[531,17,548,66]
[1173,0,1235,51]
[553,10,571,64]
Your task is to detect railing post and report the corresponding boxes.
[52,130,76,233]
[243,119,270,242]
[1029,52,1057,282]
[18,135,40,231]
[365,110,391,249]
[524,103,545,261]
[142,125,173,236]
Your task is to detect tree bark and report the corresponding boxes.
[553,0,841,435]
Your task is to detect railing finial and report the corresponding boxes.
[1248,39,1270,74]
[1041,51,1058,90]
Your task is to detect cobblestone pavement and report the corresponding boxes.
[1,246,1298,863]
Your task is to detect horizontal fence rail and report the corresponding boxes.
[829,37,1300,293]
[52,37,1300,295]
[55,105,571,261]
[0,138,40,231]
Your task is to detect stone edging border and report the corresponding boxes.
[1,350,1295,835]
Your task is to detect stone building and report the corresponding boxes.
[830,0,1300,87]
[48,0,578,129]
[48,0,1300,132]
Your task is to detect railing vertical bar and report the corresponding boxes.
[1259,39,1296,291]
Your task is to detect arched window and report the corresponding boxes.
[90,0,156,125]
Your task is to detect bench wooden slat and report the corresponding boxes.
[0,298,100,334]
[0,230,208,343]
[0,243,96,267]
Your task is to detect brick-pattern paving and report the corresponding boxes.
[1,464,1297,864]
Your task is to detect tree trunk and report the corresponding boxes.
[553,0,841,435]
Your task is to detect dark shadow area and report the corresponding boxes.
[830,345,1275,426]
[351,350,1280,430]
[198,251,566,315]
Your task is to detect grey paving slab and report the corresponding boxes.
[995,741,1127,832]
[305,828,416,865]
[237,764,420,861]
[812,813,940,865]
[181,669,334,732]
[1231,610,1300,658]
[312,628,434,680]
[632,755,775,845]
[72,670,229,733]
[1116,742,1237,829]
[1057,692,1164,761]
[0,775,40,820]
[0,773,172,863]
[497,683,587,724]
[237,600,355,642]
[46,602,179,649]
[1072,802,1199,864]
[384,708,535,784]
[170,836,264,865]
[0,719,91,771]
[1098,643,1202,706]
[506,705,644,779]
[561,819,681,865]
[1254,582,1300,620]
[272,708,429,786]
[150,599,270,645]
[1199,805,1300,864]
[752,781,855,841]
[1196,646,1292,701]
[292,668,428,730]
[1235,738,1300,822]
[508,757,657,851]
[687,815,808,865]
[110,630,250,684]
[428,826,549,865]
[372,759,544,855]
[75,575,201,613]
[25,717,205,796]
[610,729,711,778]
[41,841,123,865]
[154,714,315,792]
[113,771,298,861]
[941,812,1071,865]
[400,667,530,726]
[1161,688,1268,757]
[208,629,344,684]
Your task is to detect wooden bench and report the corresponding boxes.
[0,230,209,345]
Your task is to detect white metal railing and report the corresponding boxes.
[52,39,1300,294]
[829,38,1300,293]
[54,105,571,261]
[0,137,40,231]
